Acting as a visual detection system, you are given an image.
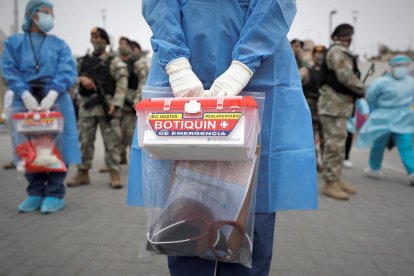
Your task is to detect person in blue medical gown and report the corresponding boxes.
[358,55,414,185]
[2,0,80,214]
[128,0,318,274]
[343,98,369,168]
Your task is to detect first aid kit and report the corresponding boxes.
[12,110,66,173]
[136,88,263,267]
[135,96,260,161]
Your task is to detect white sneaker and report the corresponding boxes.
[409,173,414,186]
[364,167,384,179]
[343,160,354,168]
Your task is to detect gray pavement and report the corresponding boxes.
[1,129,414,276]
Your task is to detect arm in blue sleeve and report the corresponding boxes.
[356,98,369,115]
[142,0,190,67]
[232,0,296,73]
[366,79,382,111]
[2,38,29,96]
[49,41,77,93]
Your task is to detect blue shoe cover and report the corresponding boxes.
[41,196,65,214]
[18,196,43,212]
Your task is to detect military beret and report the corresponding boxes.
[331,24,354,40]
[91,27,110,45]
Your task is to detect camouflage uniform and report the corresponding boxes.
[318,42,365,182]
[120,58,149,158]
[307,97,324,155]
[77,52,128,172]
[302,63,325,159]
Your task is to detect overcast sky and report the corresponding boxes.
[1,0,413,58]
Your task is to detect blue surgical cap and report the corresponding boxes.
[389,54,412,66]
[21,0,53,32]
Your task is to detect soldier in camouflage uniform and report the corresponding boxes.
[118,39,148,163]
[99,39,149,172]
[318,24,365,200]
[301,45,327,172]
[291,39,310,84]
[66,27,128,189]
[290,39,304,68]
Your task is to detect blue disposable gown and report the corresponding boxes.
[128,0,318,212]
[2,32,81,165]
[358,74,414,148]
[347,99,369,134]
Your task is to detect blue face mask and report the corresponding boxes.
[35,12,54,33]
[393,66,408,79]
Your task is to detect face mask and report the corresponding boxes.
[93,42,107,53]
[132,50,141,59]
[118,45,132,57]
[35,12,54,33]
[314,56,324,66]
[393,67,408,79]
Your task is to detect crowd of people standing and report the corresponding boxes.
[293,24,414,201]
[1,0,413,275]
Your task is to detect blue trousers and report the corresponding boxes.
[25,171,67,198]
[370,133,414,175]
[168,213,276,276]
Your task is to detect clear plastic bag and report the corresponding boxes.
[138,87,264,267]
[11,108,66,173]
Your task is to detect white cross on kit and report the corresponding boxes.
[220,121,229,128]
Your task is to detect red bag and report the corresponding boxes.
[12,111,66,173]
[15,138,66,173]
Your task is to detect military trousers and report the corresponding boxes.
[120,111,136,156]
[307,97,325,158]
[78,114,121,172]
[320,115,348,182]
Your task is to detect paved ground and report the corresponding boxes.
[1,129,414,276]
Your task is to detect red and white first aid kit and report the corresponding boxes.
[12,111,66,173]
[12,111,63,134]
[135,96,260,161]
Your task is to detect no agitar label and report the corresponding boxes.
[148,112,242,136]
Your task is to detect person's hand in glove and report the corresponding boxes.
[205,61,253,97]
[166,57,204,97]
[40,90,59,110]
[21,91,40,111]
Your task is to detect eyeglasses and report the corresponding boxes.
[392,63,409,68]
[36,8,54,16]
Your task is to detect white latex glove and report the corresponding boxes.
[40,90,59,110]
[21,91,40,111]
[166,57,204,97]
[205,60,253,97]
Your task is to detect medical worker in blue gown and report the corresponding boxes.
[2,0,80,214]
[128,0,318,274]
[358,55,414,185]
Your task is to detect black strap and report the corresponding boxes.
[29,32,46,72]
